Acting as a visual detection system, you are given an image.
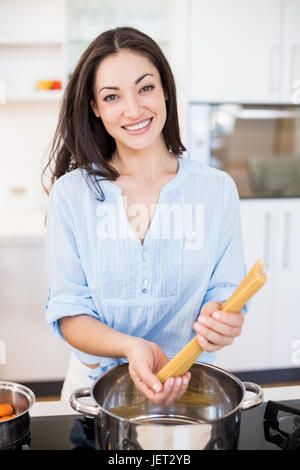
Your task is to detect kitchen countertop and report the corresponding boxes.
[30,385,300,417]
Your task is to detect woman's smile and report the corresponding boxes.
[122,117,153,135]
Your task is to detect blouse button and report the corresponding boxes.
[142,288,148,294]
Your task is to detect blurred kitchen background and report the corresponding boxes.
[0,0,300,400]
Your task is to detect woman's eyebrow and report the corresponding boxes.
[99,73,154,93]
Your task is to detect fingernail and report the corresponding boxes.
[153,383,161,392]
[195,323,203,331]
[212,311,220,319]
[176,378,182,386]
[169,378,175,386]
[183,377,189,385]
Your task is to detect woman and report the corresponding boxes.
[44,27,247,404]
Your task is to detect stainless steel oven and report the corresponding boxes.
[188,103,300,198]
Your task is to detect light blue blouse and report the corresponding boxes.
[45,156,248,380]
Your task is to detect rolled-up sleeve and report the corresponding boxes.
[202,173,249,315]
[45,178,101,363]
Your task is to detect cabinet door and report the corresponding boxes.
[269,200,300,368]
[281,0,300,103]
[188,0,282,103]
[215,200,277,372]
[0,240,70,382]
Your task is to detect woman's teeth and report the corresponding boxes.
[124,118,152,131]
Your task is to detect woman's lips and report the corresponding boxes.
[122,117,153,135]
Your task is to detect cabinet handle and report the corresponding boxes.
[264,212,271,270]
[269,45,279,94]
[282,211,290,269]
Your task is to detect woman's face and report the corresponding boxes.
[91,49,168,153]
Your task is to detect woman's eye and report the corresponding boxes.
[103,86,154,101]
[140,85,154,93]
[103,94,118,102]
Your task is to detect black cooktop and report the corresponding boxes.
[21,399,299,451]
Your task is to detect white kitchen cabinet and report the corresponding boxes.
[215,198,300,372]
[0,101,60,218]
[0,239,70,382]
[187,0,300,104]
[215,200,277,371]
[281,0,300,103]
[187,0,282,103]
[269,200,300,368]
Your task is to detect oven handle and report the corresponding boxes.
[70,387,99,417]
[242,382,264,410]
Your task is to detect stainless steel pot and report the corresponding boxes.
[70,362,263,450]
[0,381,35,450]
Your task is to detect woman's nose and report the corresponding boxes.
[124,95,142,119]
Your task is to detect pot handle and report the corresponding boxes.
[242,382,264,410]
[70,387,99,417]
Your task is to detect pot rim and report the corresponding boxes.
[90,361,249,424]
[0,381,36,421]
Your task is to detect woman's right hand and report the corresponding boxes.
[126,338,191,406]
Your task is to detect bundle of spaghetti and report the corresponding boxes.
[156,259,267,383]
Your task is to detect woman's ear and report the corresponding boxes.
[90,99,100,118]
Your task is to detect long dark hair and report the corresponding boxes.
[42,26,186,201]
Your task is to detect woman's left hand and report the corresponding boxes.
[193,301,245,352]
